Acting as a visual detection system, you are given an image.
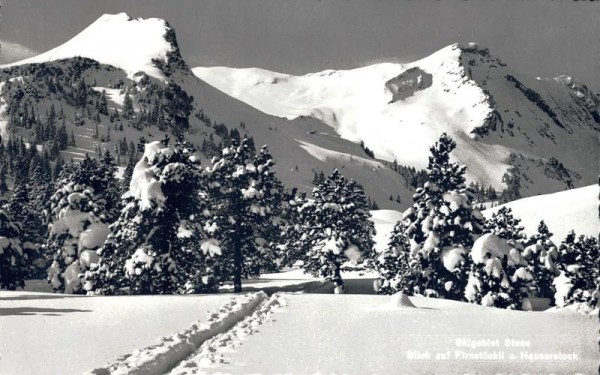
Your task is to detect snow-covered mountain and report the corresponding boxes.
[0,13,414,209]
[2,13,173,80]
[193,44,600,194]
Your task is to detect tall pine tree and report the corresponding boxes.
[397,133,484,299]
[204,138,284,293]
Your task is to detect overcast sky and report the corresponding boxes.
[1,0,598,88]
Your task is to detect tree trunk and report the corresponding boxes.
[332,262,345,294]
[233,232,243,293]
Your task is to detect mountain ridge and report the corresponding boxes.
[193,43,599,195]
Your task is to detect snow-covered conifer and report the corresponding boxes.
[399,133,484,299]
[74,153,120,221]
[7,179,45,279]
[484,206,525,242]
[204,138,284,293]
[278,191,311,267]
[84,141,215,295]
[300,169,375,293]
[7,180,37,243]
[523,221,559,300]
[464,234,532,309]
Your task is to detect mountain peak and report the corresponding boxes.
[453,42,485,53]
[1,13,181,80]
[95,12,134,22]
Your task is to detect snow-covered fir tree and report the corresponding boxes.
[374,220,414,295]
[7,180,36,242]
[121,151,137,193]
[398,133,484,299]
[523,221,559,300]
[464,234,532,309]
[204,137,284,293]
[299,169,375,294]
[46,178,109,294]
[472,206,534,308]
[553,231,599,309]
[0,208,26,290]
[484,206,525,242]
[84,140,216,295]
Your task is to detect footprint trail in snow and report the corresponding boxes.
[168,293,287,374]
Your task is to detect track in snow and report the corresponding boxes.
[85,292,271,375]
[168,293,287,374]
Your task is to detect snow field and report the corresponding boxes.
[92,87,127,107]
[202,294,597,375]
[85,292,268,375]
[0,291,244,375]
[168,293,287,374]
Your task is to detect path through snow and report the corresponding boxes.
[85,292,267,375]
[168,293,287,374]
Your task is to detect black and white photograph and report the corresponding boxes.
[0,0,598,374]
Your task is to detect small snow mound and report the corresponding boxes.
[546,302,598,315]
[387,292,416,309]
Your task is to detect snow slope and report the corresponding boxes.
[483,185,599,241]
[194,44,600,193]
[172,294,597,374]
[1,13,172,80]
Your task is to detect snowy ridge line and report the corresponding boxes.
[85,292,268,375]
[168,293,287,374]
